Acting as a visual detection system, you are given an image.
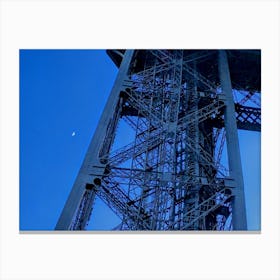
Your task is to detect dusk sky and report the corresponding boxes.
[20,50,260,231]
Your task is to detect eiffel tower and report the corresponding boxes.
[55,50,261,231]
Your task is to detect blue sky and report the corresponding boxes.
[20,50,260,231]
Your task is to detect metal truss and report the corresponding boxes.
[212,104,261,132]
[63,50,260,231]
[214,90,261,165]
[235,104,261,131]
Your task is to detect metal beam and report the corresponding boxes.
[218,50,247,230]
[55,50,134,230]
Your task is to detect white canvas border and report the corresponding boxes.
[0,0,279,279]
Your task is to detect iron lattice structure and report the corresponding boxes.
[56,50,261,231]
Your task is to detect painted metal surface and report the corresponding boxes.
[56,50,260,231]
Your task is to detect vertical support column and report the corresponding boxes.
[218,50,247,230]
[183,61,200,229]
[55,50,134,230]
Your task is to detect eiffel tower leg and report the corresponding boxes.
[55,50,134,230]
[218,50,247,230]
